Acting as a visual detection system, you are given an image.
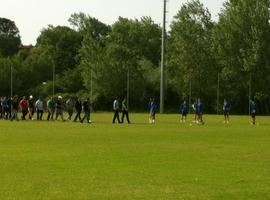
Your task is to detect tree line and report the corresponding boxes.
[1,0,270,114]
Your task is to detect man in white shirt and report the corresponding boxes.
[112,97,121,124]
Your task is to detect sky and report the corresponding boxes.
[0,0,225,45]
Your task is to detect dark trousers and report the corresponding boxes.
[81,111,90,123]
[47,109,55,120]
[113,110,121,123]
[29,108,35,119]
[74,111,82,122]
[67,110,73,120]
[121,110,130,123]
[22,110,28,120]
[37,110,43,121]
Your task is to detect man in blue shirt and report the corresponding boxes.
[197,98,204,125]
[250,99,256,125]
[180,100,189,123]
[223,99,231,124]
[149,98,157,124]
[192,99,199,123]
[1,96,8,120]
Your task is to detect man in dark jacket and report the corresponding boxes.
[10,96,19,121]
[80,98,91,124]
[73,97,82,122]
[28,95,35,120]
[121,98,130,124]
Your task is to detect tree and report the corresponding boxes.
[36,25,83,73]
[79,17,161,110]
[168,0,216,111]
[0,18,21,57]
[214,0,270,114]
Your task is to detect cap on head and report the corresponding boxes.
[30,95,33,99]
[58,96,62,99]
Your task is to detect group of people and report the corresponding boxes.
[112,97,131,124]
[179,98,204,125]
[0,95,258,125]
[0,95,92,123]
[179,98,258,125]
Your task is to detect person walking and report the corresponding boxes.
[112,97,121,124]
[2,96,8,120]
[7,96,12,120]
[81,98,91,124]
[73,97,82,122]
[121,98,130,124]
[35,97,44,121]
[55,96,65,121]
[28,95,35,120]
[66,97,74,121]
[19,96,28,120]
[10,96,19,121]
[47,96,55,121]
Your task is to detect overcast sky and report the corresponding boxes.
[0,0,225,45]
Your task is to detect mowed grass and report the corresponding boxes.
[0,113,270,200]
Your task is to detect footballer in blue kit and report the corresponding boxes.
[197,98,204,125]
[180,101,189,122]
[250,99,256,125]
[192,99,199,123]
[149,98,157,123]
[223,99,231,124]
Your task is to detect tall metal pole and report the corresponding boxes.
[10,61,13,97]
[189,80,192,109]
[127,68,130,110]
[53,62,55,96]
[248,72,252,115]
[217,72,220,115]
[160,0,167,114]
[90,69,93,99]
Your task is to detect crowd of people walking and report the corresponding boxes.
[0,95,258,125]
[0,95,92,123]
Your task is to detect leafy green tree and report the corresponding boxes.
[168,0,216,111]
[69,12,110,42]
[79,17,161,109]
[0,18,21,57]
[36,25,83,73]
[214,0,270,113]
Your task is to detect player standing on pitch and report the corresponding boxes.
[180,100,189,123]
[223,99,231,124]
[197,98,204,125]
[192,99,199,123]
[250,99,257,125]
[148,98,157,124]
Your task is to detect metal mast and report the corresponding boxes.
[160,0,167,114]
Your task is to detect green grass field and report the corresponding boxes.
[0,113,270,200]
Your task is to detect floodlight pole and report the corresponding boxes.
[217,72,220,115]
[53,62,55,96]
[160,0,167,114]
[189,80,192,108]
[127,67,130,110]
[248,72,252,115]
[10,60,13,97]
[90,69,93,99]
